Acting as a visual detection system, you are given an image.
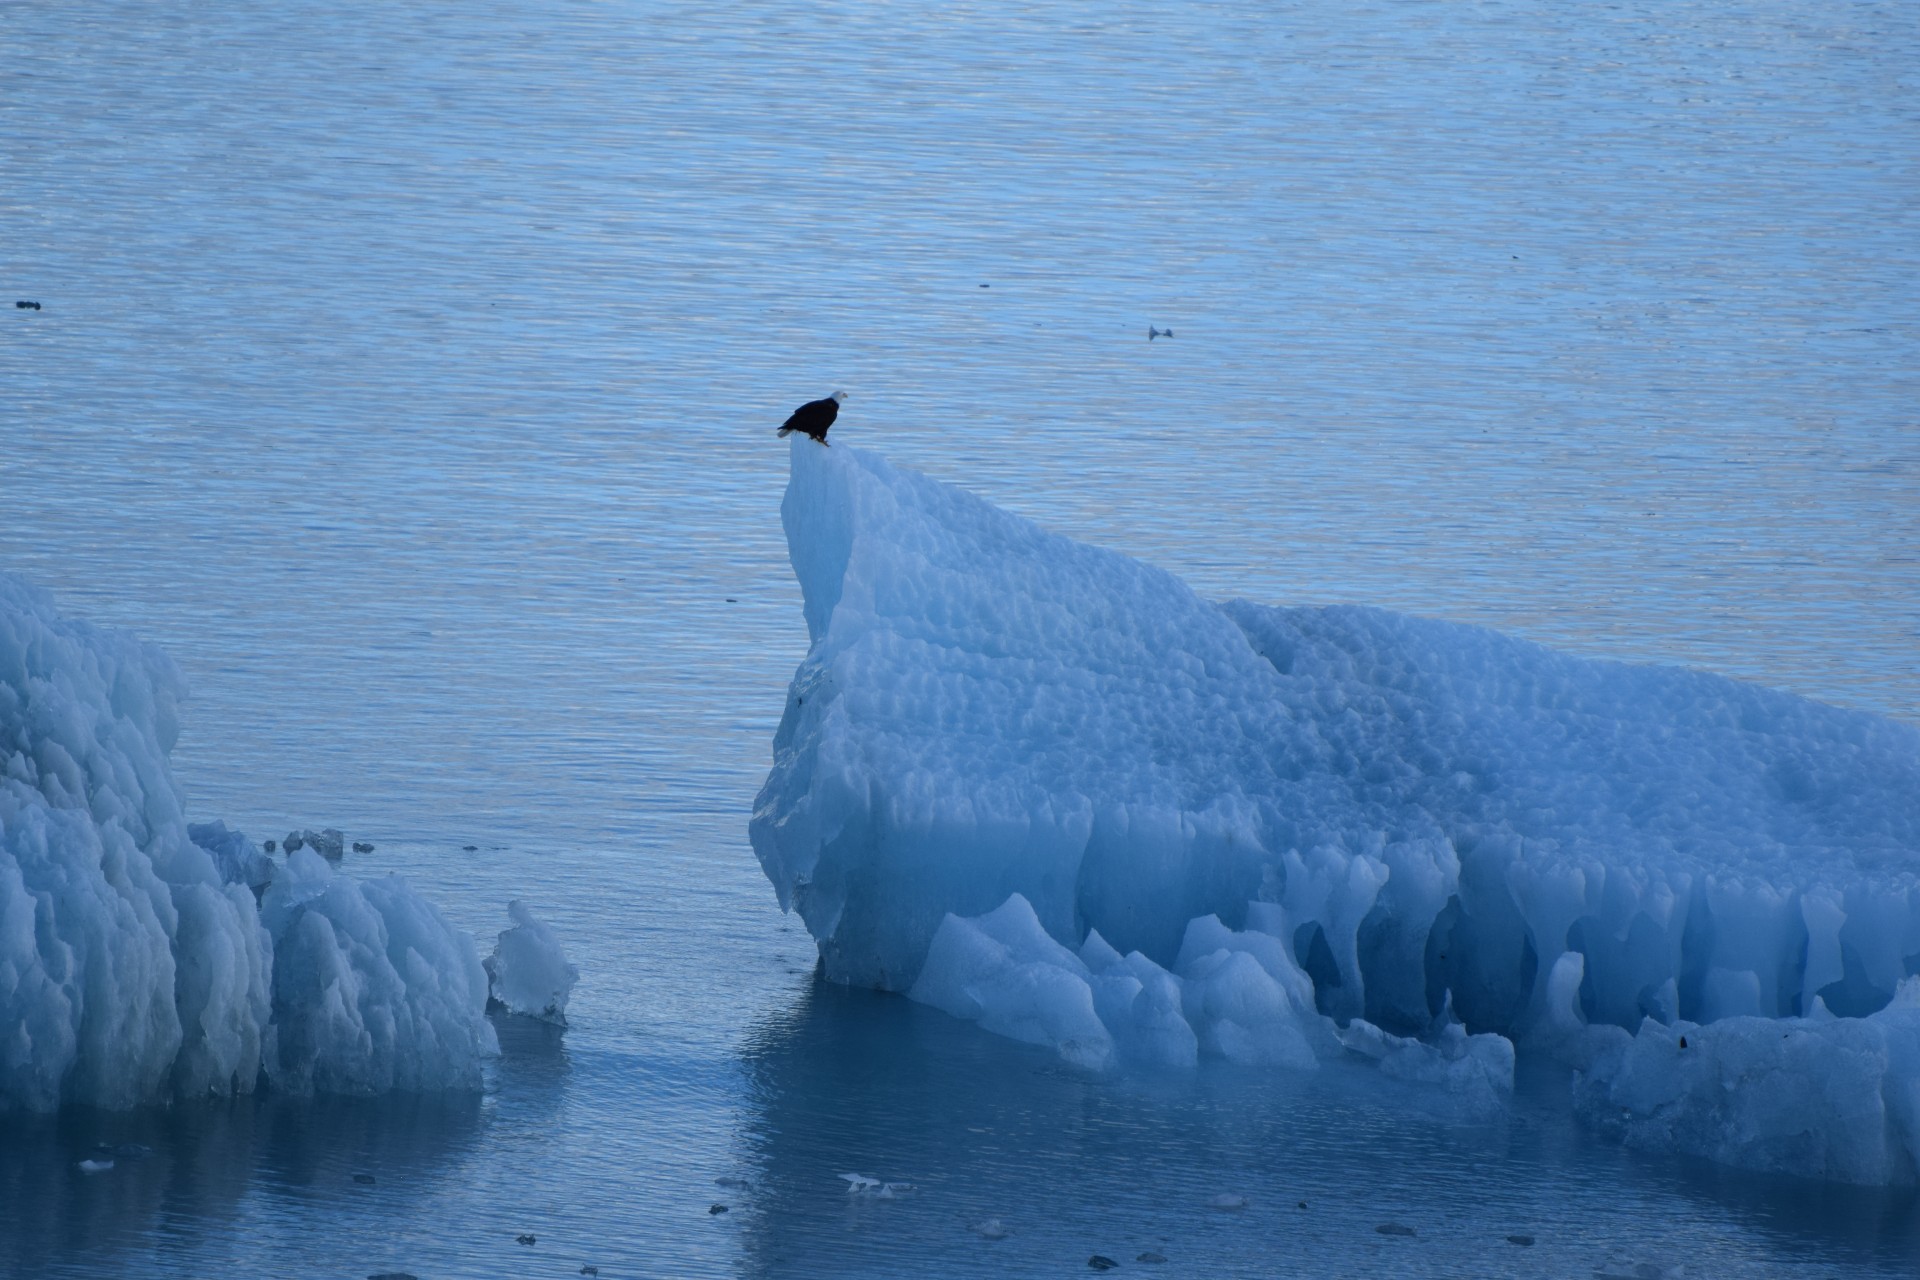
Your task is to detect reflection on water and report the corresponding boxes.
[732,983,1920,1279]
[0,1088,484,1277]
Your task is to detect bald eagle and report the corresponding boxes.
[777,392,846,445]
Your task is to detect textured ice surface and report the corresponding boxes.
[753,439,1920,1180]
[0,573,495,1111]
[484,899,578,1023]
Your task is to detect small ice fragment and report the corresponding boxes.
[709,1204,729,1215]
[877,1181,914,1198]
[353,1174,376,1185]
[1138,1251,1168,1263]
[516,1234,537,1246]
[484,900,579,1023]
[1210,1192,1248,1210]
[715,1176,751,1190]
[970,1219,1010,1240]
[840,1173,882,1193]
[76,1158,114,1174]
[1506,1234,1535,1246]
[1375,1222,1417,1237]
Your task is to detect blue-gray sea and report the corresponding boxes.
[3,1,1917,1276]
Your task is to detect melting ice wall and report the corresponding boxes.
[751,439,1920,1183]
[0,574,496,1111]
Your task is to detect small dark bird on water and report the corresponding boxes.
[1148,326,1172,340]
[778,392,846,445]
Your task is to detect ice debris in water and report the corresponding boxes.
[1209,1193,1249,1210]
[285,828,344,860]
[840,1172,913,1197]
[752,440,1920,1184]
[76,1158,114,1174]
[970,1218,1010,1240]
[484,900,579,1023]
[0,572,497,1111]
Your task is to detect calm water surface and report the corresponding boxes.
[3,0,1917,1275]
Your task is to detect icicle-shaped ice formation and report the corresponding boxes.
[752,438,1920,1182]
[0,574,496,1111]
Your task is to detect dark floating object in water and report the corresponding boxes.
[581,1268,599,1277]
[1506,1234,1535,1246]
[368,1273,417,1280]
[715,1176,751,1189]
[16,300,40,310]
[1297,1201,1308,1210]
[264,840,277,853]
[979,283,990,288]
[1375,1222,1417,1237]
[353,1173,376,1185]
[1088,1257,1118,1272]
[1137,1251,1168,1264]
[709,1203,729,1215]
[353,841,374,853]
[1148,326,1173,340]
[463,845,479,852]
[516,1234,537,1246]
[284,834,303,853]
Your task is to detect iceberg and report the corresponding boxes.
[751,438,1920,1181]
[0,573,496,1111]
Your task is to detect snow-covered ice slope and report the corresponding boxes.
[0,574,496,1111]
[752,439,1920,1182]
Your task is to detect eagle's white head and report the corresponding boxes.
[832,391,848,403]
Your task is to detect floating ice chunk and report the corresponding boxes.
[909,895,1112,1070]
[970,1218,1010,1240]
[1209,1192,1248,1210]
[1574,976,1920,1185]
[76,1158,114,1174]
[484,900,579,1024]
[1340,1017,1514,1108]
[753,442,1920,1182]
[837,1172,911,1196]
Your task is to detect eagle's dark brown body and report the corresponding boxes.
[778,392,845,445]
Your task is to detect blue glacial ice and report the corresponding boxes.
[0,573,497,1111]
[484,899,579,1024]
[752,437,1920,1182]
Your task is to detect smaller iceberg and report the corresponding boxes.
[0,572,496,1111]
[484,900,578,1023]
